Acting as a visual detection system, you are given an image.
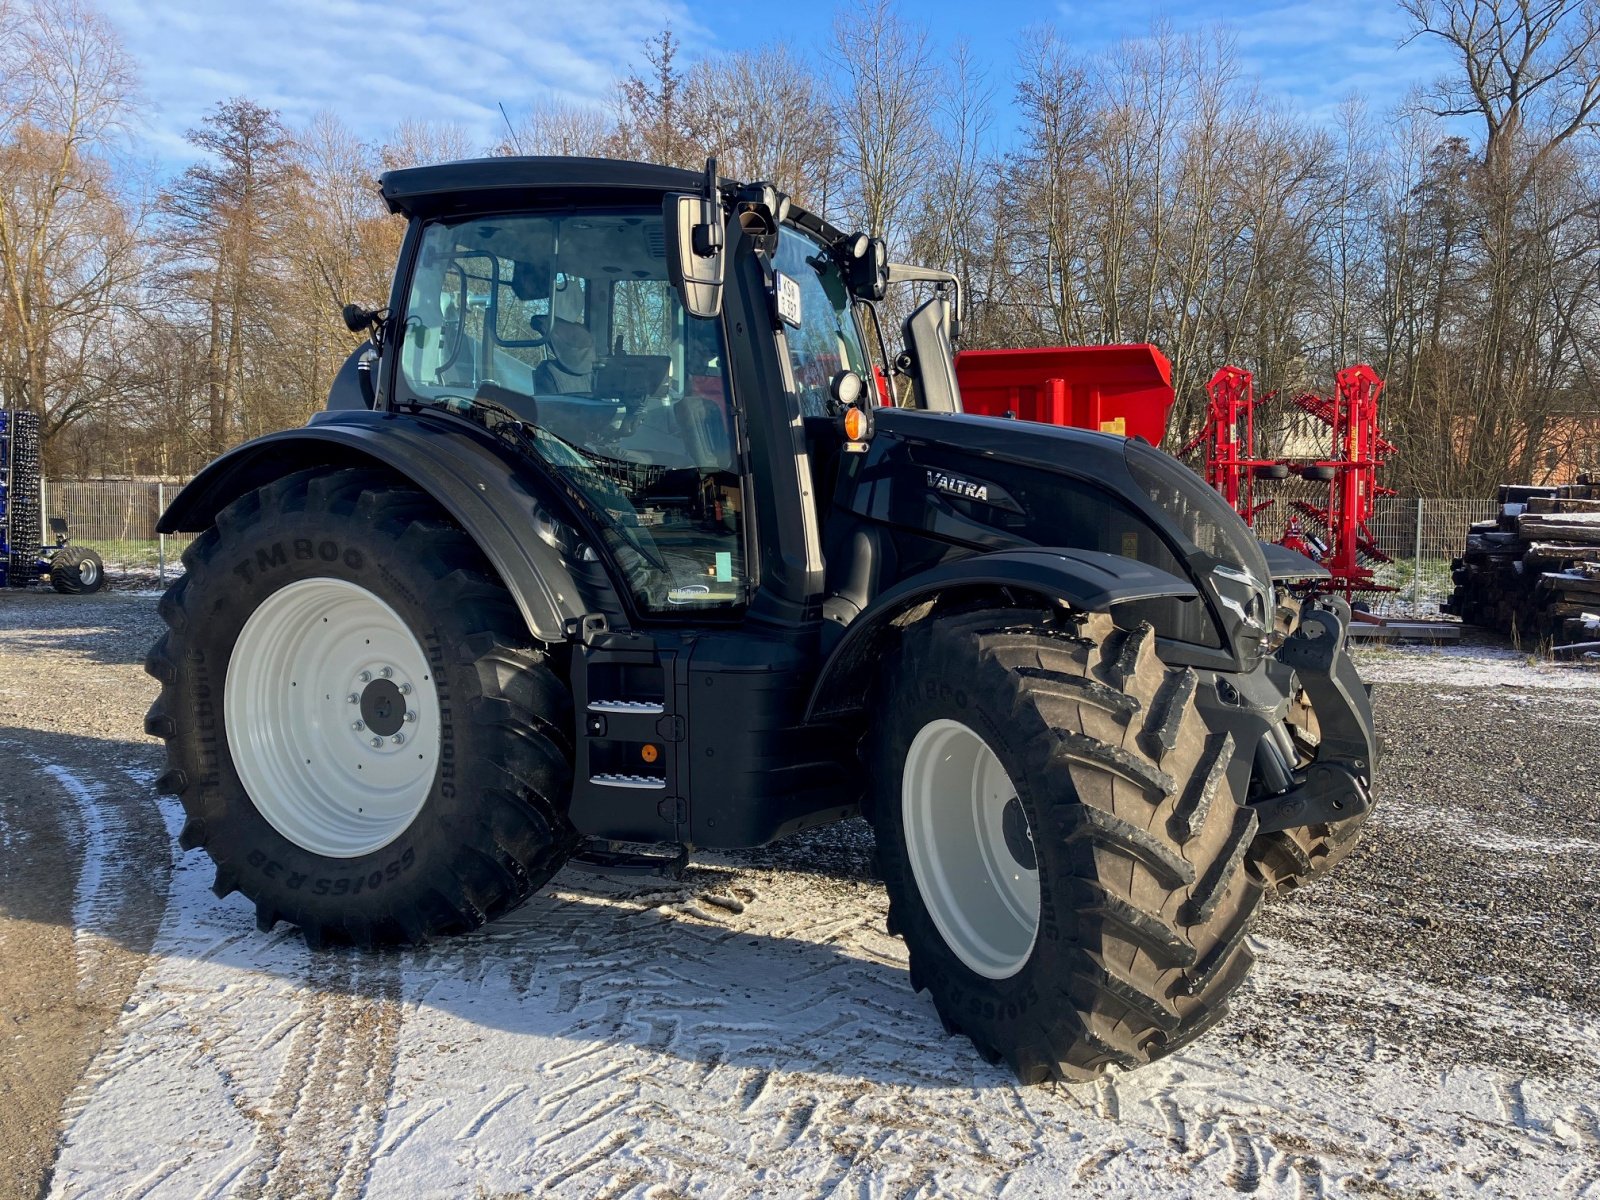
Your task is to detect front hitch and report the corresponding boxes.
[1251,600,1376,834]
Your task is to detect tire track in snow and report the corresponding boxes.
[234,954,403,1200]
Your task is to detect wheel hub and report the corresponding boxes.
[358,677,406,737]
[1001,797,1037,871]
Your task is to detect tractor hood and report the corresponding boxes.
[841,408,1275,662]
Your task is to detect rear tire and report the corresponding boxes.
[867,608,1265,1082]
[144,467,579,946]
[50,546,105,594]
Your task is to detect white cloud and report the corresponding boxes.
[99,0,705,165]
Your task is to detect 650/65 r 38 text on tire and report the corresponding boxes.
[144,467,580,946]
[867,607,1266,1083]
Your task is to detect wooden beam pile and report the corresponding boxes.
[1444,476,1600,646]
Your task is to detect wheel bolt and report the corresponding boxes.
[347,693,360,704]
[380,666,393,679]
[352,720,365,731]
[359,670,372,683]
[404,710,417,723]
[391,733,405,745]
[370,736,383,749]
[398,683,412,695]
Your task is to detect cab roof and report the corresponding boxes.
[379,156,706,218]
[379,155,849,246]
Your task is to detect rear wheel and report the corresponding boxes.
[50,546,105,594]
[867,607,1265,1082]
[145,467,579,945]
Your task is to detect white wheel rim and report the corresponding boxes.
[225,577,440,858]
[902,719,1040,980]
[79,559,98,585]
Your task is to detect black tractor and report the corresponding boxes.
[145,157,1376,1082]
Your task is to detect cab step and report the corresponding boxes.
[568,840,690,879]
[589,773,667,789]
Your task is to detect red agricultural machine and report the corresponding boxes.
[1179,364,1396,602]
[952,347,1397,602]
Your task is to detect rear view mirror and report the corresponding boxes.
[900,295,962,413]
[665,160,725,319]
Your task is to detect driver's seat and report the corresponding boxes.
[534,319,595,394]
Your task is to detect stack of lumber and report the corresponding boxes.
[1445,477,1600,646]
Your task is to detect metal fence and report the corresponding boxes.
[38,479,1498,611]
[42,479,195,584]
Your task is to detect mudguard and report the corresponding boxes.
[804,547,1199,722]
[158,409,614,643]
[1259,540,1330,582]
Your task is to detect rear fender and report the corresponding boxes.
[804,547,1198,722]
[159,411,616,643]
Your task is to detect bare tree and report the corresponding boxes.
[687,45,840,209]
[829,0,940,249]
[379,118,477,171]
[0,0,140,457]
[159,98,298,455]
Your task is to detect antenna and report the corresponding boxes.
[497,102,523,155]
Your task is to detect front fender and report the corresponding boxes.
[160,410,617,643]
[803,547,1198,722]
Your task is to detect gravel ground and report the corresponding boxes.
[2,589,1598,1198]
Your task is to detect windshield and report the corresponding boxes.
[398,209,746,614]
[774,227,871,417]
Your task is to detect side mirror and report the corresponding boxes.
[665,158,725,319]
[901,294,962,413]
[342,302,380,335]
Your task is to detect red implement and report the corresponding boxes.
[954,344,1175,447]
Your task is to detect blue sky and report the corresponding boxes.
[100,0,1462,171]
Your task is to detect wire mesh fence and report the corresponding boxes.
[1362,498,1499,616]
[36,478,1498,610]
[42,479,194,583]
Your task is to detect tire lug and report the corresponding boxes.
[352,720,365,731]
[399,682,412,695]
[391,733,405,745]
[347,693,360,704]
[370,736,383,749]
[380,666,394,679]
[359,670,372,683]
[404,710,417,723]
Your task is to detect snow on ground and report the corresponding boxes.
[43,791,1600,1199]
[1355,637,1600,691]
[7,593,1600,1199]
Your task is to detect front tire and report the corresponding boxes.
[867,608,1265,1082]
[145,468,579,945]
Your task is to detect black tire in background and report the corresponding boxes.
[50,546,105,594]
[144,467,579,946]
[867,608,1266,1082]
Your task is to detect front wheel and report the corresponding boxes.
[145,467,579,945]
[867,608,1265,1082]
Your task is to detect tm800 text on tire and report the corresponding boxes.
[867,608,1266,1082]
[144,467,579,946]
